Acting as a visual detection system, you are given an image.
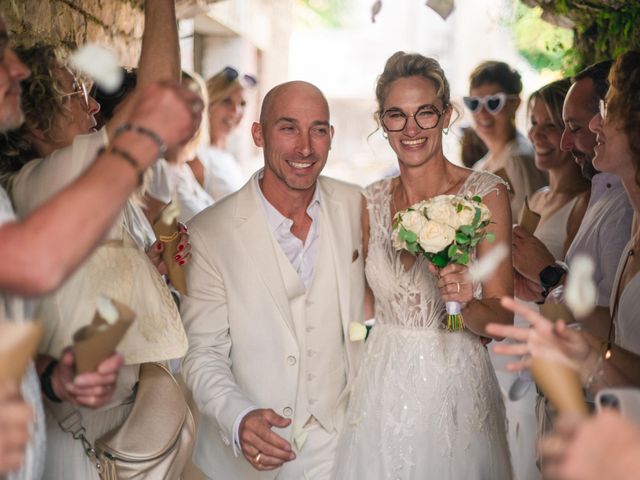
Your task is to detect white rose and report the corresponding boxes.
[478,202,491,223]
[455,199,476,227]
[401,210,429,235]
[425,195,459,229]
[418,220,456,253]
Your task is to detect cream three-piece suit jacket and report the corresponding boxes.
[181,173,365,479]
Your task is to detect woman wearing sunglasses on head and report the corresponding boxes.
[466,61,547,218]
[188,66,256,201]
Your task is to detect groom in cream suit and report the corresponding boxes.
[181,81,365,479]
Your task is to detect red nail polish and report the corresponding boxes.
[179,260,185,266]
[156,243,162,251]
[178,245,184,251]
[174,254,181,261]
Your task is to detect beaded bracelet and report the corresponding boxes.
[40,359,62,403]
[98,145,145,186]
[114,123,167,159]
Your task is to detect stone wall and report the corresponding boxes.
[0,0,147,65]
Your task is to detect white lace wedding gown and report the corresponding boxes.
[333,172,512,479]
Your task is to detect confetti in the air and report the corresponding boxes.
[565,254,596,319]
[467,243,509,284]
[70,44,123,94]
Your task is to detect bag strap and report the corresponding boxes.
[55,406,106,477]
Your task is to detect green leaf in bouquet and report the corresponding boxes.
[484,231,495,243]
[456,203,463,213]
[447,244,459,257]
[472,207,481,228]
[459,251,470,265]
[406,242,420,254]
[459,225,474,237]
[431,250,449,267]
[399,227,417,243]
[455,232,470,244]
[472,195,481,203]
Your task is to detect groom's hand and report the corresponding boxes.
[240,408,296,471]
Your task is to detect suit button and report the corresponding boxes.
[283,407,293,417]
[287,355,296,366]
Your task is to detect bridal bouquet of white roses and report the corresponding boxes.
[392,194,493,331]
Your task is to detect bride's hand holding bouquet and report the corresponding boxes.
[392,194,493,330]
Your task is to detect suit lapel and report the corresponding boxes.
[236,177,296,336]
[319,179,352,348]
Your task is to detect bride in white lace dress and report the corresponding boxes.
[333,52,513,479]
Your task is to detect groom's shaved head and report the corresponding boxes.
[259,81,329,125]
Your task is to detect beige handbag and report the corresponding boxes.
[58,363,195,480]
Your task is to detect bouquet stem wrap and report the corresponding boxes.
[445,301,464,331]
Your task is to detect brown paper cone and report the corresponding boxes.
[73,299,135,373]
[519,197,541,234]
[539,303,576,324]
[0,323,43,381]
[494,168,514,195]
[153,213,187,295]
[531,357,588,416]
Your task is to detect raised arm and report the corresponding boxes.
[106,0,180,137]
[0,82,202,295]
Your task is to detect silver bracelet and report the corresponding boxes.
[114,123,167,159]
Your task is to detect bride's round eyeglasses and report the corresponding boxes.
[380,104,446,132]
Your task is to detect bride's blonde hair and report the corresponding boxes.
[375,51,451,124]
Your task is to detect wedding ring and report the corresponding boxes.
[456,282,461,293]
[255,452,262,464]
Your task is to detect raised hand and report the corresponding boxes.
[239,408,296,471]
[512,225,555,282]
[486,296,592,373]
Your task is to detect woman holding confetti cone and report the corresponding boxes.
[0,1,199,478]
[333,51,513,479]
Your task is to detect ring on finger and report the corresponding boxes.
[456,282,461,293]
[255,452,262,464]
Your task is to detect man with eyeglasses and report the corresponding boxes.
[0,8,202,479]
[508,59,633,475]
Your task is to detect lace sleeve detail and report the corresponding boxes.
[459,170,508,200]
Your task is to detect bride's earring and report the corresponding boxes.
[443,127,449,135]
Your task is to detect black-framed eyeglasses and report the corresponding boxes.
[222,66,257,87]
[463,93,517,115]
[61,81,89,109]
[380,104,446,132]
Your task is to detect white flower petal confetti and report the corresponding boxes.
[70,44,123,93]
[96,295,118,324]
[348,322,367,342]
[467,243,508,284]
[565,254,596,319]
[364,318,376,328]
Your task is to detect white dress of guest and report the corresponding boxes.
[165,160,214,223]
[197,145,246,200]
[490,193,581,480]
[473,131,547,219]
[333,171,512,479]
[0,188,46,480]
[611,240,640,355]
[7,129,187,480]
